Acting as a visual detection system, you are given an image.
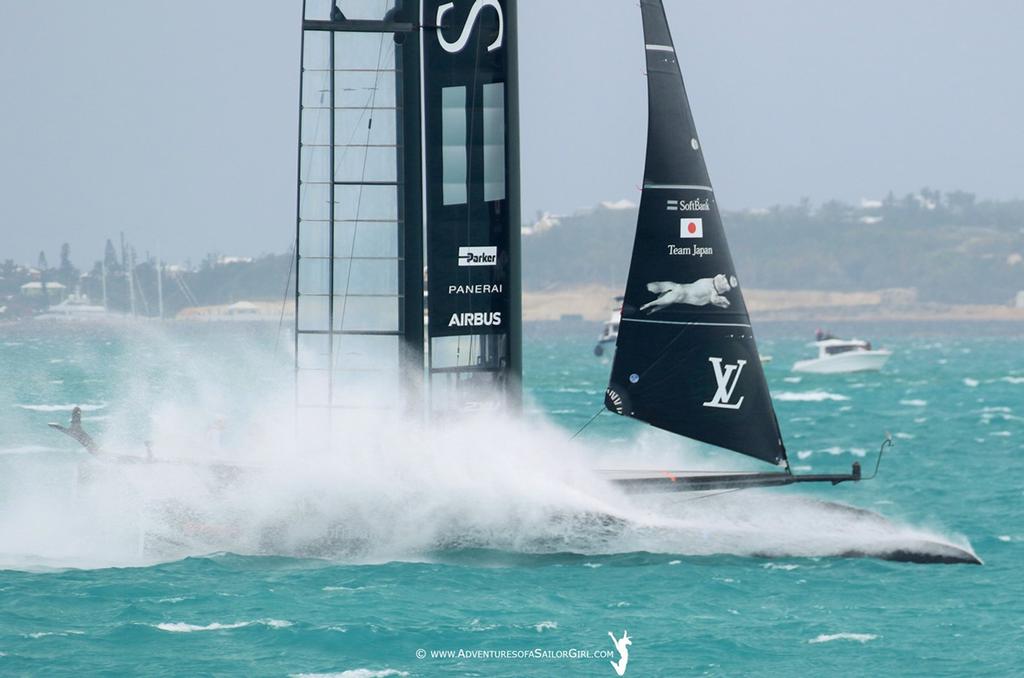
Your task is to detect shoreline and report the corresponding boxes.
[5,287,1024,326]
[523,285,1024,324]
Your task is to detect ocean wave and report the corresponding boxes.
[809,633,877,644]
[0,445,62,456]
[762,563,800,571]
[462,618,497,633]
[23,630,85,639]
[292,671,409,678]
[322,585,366,592]
[820,446,867,457]
[899,399,927,407]
[15,403,107,412]
[776,391,850,402]
[534,621,558,632]
[153,619,292,633]
[1001,376,1024,385]
[963,378,979,388]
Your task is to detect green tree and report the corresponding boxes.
[104,238,120,273]
[58,242,79,288]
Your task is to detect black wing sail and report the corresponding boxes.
[605,0,786,466]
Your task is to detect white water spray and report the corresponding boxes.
[0,328,976,569]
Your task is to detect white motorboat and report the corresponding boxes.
[593,298,622,357]
[793,338,892,374]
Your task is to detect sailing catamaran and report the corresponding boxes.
[50,0,978,564]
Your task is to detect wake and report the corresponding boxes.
[0,408,977,569]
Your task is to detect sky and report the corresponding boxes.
[1,0,1022,265]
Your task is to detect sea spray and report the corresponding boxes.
[0,325,975,569]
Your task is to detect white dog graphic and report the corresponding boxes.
[640,274,737,313]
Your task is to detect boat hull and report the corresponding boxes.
[593,339,616,358]
[806,499,981,564]
[792,350,892,374]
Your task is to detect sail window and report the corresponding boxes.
[429,334,509,413]
[331,259,398,296]
[297,370,330,407]
[299,184,330,221]
[482,83,506,202]
[332,334,400,370]
[442,86,468,205]
[297,296,330,332]
[334,221,398,258]
[297,333,331,370]
[298,258,331,296]
[299,222,331,258]
[431,335,505,370]
[335,184,398,222]
[333,296,400,333]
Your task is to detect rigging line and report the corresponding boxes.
[608,469,760,476]
[335,32,391,340]
[672,487,744,503]
[623,319,786,461]
[570,406,606,440]
[630,321,694,386]
[274,240,297,357]
[573,323,697,441]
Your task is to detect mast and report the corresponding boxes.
[156,257,164,320]
[101,261,108,311]
[294,0,520,439]
[605,0,785,466]
[128,247,137,318]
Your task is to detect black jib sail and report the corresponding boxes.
[605,0,785,466]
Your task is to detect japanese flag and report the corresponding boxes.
[680,217,703,238]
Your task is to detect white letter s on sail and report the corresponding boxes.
[436,0,504,54]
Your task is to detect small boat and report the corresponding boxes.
[593,298,622,357]
[793,338,892,374]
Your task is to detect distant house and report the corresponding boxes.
[217,256,254,266]
[20,281,67,301]
[225,301,259,316]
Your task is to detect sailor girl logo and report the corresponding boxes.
[608,630,631,676]
[703,357,746,410]
[436,0,504,54]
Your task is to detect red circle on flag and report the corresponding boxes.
[687,222,697,234]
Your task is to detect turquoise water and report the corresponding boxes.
[1,322,1022,676]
